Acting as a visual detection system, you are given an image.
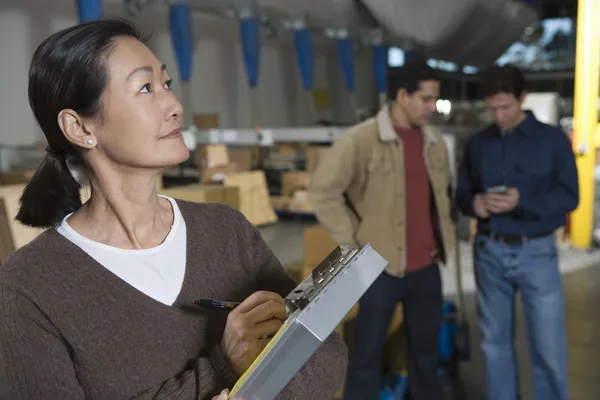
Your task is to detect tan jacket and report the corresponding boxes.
[308,104,456,277]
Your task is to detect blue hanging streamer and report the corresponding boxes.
[337,38,355,93]
[372,44,388,94]
[76,0,103,23]
[169,4,194,82]
[240,18,261,88]
[294,28,314,91]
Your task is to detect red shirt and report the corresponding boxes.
[395,127,437,272]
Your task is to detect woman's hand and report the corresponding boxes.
[212,389,229,400]
[212,389,245,400]
[220,291,287,375]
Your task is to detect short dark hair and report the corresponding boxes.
[387,59,440,100]
[479,64,526,99]
[17,19,147,229]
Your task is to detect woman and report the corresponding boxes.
[0,19,347,400]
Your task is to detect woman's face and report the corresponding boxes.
[88,36,189,171]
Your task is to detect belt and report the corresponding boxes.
[478,231,553,244]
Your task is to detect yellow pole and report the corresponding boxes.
[570,0,600,249]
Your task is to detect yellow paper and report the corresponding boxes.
[228,320,290,398]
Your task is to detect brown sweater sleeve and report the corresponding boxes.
[0,282,237,400]
[246,220,349,400]
[130,346,239,399]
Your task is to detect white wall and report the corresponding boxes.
[0,0,377,147]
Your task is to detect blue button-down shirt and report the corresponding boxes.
[455,111,579,236]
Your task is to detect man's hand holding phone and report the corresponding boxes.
[473,186,520,217]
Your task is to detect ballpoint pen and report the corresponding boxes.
[193,299,241,311]
[195,299,296,315]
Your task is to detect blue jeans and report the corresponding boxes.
[344,264,442,400]
[474,234,569,400]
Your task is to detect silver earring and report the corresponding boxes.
[87,138,94,145]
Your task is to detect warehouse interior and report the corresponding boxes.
[0,0,599,399]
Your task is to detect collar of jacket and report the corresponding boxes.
[376,103,439,145]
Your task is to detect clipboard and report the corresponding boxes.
[228,243,389,399]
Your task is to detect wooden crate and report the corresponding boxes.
[224,171,278,226]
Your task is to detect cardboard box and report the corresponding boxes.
[277,144,302,156]
[0,185,48,262]
[159,184,240,210]
[201,163,238,183]
[270,196,290,211]
[302,263,316,281]
[304,225,338,265]
[193,113,219,129]
[0,169,36,186]
[0,198,16,262]
[305,146,330,175]
[281,171,310,197]
[283,259,304,284]
[224,171,278,226]
[228,147,259,171]
[196,144,229,168]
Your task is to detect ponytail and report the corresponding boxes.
[16,151,82,228]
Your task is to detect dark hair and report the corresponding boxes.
[387,59,439,100]
[17,19,146,228]
[479,64,526,99]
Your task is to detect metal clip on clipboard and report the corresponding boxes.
[283,245,360,314]
[229,243,389,400]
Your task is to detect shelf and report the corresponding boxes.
[194,127,346,146]
[194,125,477,147]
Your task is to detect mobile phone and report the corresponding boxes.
[486,185,508,194]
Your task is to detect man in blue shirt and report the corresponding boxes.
[456,65,578,400]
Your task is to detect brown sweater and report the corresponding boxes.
[0,200,348,400]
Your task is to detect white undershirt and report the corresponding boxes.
[56,196,187,306]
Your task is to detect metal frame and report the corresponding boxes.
[194,127,346,146]
[194,125,472,146]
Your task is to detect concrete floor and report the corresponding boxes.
[0,220,599,399]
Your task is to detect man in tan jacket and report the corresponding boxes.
[309,60,455,399]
